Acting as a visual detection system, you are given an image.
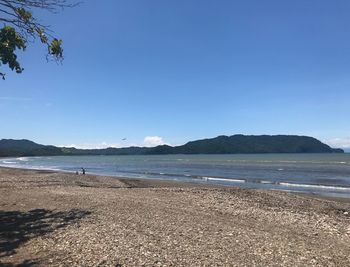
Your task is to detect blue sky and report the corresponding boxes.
[1,0,350,149]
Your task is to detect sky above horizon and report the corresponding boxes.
[1,0,350,149]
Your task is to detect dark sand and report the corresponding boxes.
[0,167,350,266]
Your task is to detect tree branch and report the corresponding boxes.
[0,0,76,78]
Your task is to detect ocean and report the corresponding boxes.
[1,153,350,198]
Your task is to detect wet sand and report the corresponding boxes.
[0,167,350,266]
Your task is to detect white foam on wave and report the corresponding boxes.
[260,180,273,184]
[279,182,350,191]
[203,177,246,183]
[17,157,29,161]
[0,163,63,172]
[2,161,17,164]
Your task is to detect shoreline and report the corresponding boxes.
[1,165,350,203]
[1,167,350,266]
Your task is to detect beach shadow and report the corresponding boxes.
[0,259,37,266]
[0,208,91,259]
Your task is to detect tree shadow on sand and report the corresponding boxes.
[0,259,37,267]
[0,208,91,265]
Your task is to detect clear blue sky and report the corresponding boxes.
[1,0,350,149]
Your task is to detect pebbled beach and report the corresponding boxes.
[0,167,350,266]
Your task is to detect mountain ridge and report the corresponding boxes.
[0,135,344,157]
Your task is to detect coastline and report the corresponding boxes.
[1,167,350,266]
[2,153,350,200]
[2,163,350,202]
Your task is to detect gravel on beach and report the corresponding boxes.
[0,167,350,266]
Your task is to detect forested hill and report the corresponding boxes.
[0,139,63,157]
[172,135,344,154]
[0,135,344,157]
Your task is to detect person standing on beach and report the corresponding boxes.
[81,168,86,175]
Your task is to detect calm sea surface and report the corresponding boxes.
[1,154,350,198]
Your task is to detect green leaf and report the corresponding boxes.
[49,38,63,59]
[0,26,26,76]
[16,8,33,23]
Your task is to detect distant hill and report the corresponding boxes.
[0,135,344,157]
[172,135,341,154]
[0,139,63,157]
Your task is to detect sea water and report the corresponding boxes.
[1,154,350,198]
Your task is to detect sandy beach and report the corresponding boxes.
[0,167,350,266]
